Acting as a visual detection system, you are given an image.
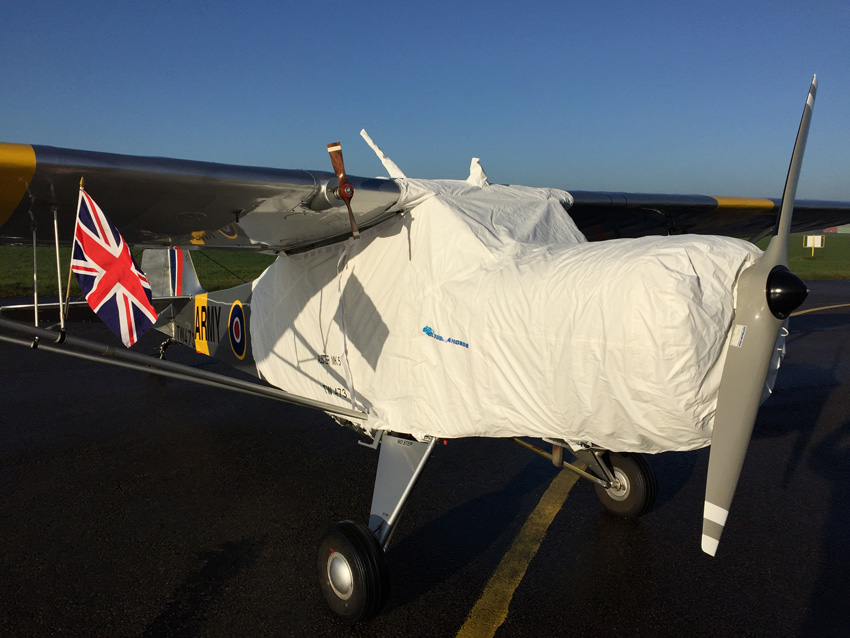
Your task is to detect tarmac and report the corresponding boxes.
[1,280,848,637]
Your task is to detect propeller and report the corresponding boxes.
[327,141,360,239]
[702,75,816,556]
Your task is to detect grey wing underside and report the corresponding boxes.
[0,145,402,253]
[566,191,850,241]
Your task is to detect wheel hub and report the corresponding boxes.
[327,552,354,600]
[606,467,630,501]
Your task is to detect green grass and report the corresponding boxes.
[756,233,850,280]
[190,250,276,291]
[0,234,847,298]
[0,247,275,298]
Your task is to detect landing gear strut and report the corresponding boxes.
[317,432,436,621]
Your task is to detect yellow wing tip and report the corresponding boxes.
[712,196,775,212]
[0,143,37,228]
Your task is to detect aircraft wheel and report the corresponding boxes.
[593,452,657,518]
[317,520,389,622]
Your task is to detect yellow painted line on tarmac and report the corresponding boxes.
[456,464,585,638]
[792,303,850,317]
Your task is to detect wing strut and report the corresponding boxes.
[0,316,368,421]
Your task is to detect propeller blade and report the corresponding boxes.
[327,142,360,239]
[702,75,816,556]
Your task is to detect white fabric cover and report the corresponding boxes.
[250,179,762,453]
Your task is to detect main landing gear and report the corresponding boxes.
[317,521,389,622]
[317,432,435,622]
[317,434,655,622]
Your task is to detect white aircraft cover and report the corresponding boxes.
[250,178,763,453]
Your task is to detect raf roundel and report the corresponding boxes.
[228,300,247,360]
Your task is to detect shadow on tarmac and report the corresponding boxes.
[141,538,264,637]
[801,418,850,633]
[385,460,551,611]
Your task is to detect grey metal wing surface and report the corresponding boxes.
[0,143,402,253]
[566,191,850,241]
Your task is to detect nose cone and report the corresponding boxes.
[767,266,809,319]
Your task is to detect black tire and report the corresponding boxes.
[317,520,389,622]
[593,452,657,518]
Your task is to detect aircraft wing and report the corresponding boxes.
[0,143,402,253]
[567,191,850,240]
[3,142,850,253]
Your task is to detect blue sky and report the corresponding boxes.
[2,1,848,199]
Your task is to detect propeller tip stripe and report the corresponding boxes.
[703,501,729,527]
[702,534,719,556]
[327,144,341,153]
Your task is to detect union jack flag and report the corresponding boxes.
[71,188,158,347]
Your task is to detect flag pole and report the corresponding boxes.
[63,177,84,321]
[52,204,65,335]
[30,211,38,327]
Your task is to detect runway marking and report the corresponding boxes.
[456,465,585,638]
[792,303,850,317]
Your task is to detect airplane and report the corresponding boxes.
[1,75,848,622]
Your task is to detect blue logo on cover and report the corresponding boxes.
[422,326,469,349]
